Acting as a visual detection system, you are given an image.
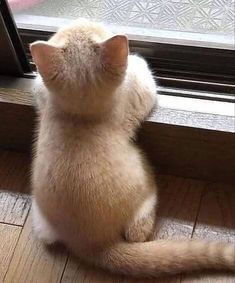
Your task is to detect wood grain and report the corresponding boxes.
[0,223,21,282]
[138,122,235,185]
[155,176,204,282]
[192,182,235,242]
[0,87,34,106]
[181,182,235,282]
[181,273,235,283]
[0,191,31,226]
[0,150,31,225]
[4,214,68,283]
[156,175,203,240]
[0,150,30,193]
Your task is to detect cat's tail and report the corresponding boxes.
[92,240,235,277]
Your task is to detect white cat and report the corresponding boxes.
[31,19,235,278]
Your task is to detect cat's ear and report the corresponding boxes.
[100,35,128,68]
[30,41,62,78]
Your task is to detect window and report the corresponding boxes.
[3,0,234,103]
[0,0,234,181]
[9,0,235,49]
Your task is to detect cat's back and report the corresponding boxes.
[33,110,150,228]
[36,107,126,160]
[34,109,145,192]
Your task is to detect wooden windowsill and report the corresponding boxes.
[0,75,234,132]
[0,75,234,184]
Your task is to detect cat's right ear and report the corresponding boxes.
[99,35,128,69]
[30,41,62,78]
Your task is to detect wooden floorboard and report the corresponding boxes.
[0,223,21,283]
[0,150,31,226]
[155,175,203,240]
[0,192,31,226]
[192,182,235,241]
[4,214,68,283]
[0,151,234,283]
[181,182,235,283]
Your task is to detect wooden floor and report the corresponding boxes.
[0,150,234,283]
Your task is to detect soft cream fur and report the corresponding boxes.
[31,19,235,278]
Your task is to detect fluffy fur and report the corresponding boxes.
[31,19,235,278]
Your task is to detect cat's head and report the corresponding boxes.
[30,19,129,115]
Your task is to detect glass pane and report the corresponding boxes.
[8,0,235,49]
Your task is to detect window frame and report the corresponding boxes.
[18,25,235,102]
[0,0,32,76]
[1,0,234,100]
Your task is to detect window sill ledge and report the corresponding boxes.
[0,75,234,132]
[0,75,234,184]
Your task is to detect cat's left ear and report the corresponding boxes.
[30,41,62,78]
[99,35,128,69]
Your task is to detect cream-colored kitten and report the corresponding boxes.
[31,19,235,277]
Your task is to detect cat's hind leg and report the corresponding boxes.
[32,199,58,245]
[125,194,157,242]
